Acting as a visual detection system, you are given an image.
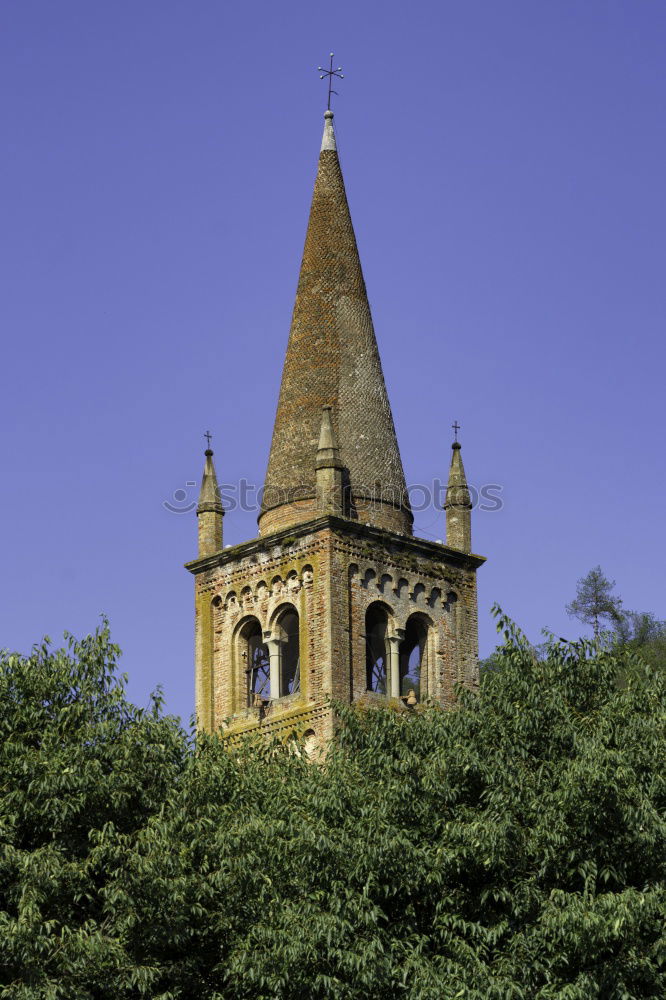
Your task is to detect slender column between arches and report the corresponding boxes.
[387,636,401,699]
[265,635,281,700]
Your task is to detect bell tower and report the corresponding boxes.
[186,110,485,749]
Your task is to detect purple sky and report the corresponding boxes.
[2,1,665,723]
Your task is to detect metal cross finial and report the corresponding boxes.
[204,430,212,449]
[452,421,461,442]
[318,53,344,111]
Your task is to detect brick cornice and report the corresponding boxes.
[185,515,485,576]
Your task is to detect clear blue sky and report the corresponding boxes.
[2,1,665,723]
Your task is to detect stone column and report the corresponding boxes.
[264,634,282,700]
[387,635,401,699]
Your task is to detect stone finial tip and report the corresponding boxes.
[321,111,337,152]
[205,448,213,457]
[452,441,462,450]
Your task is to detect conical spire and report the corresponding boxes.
[197,448,223,556]
[444,441,472,553]
[260,111,412,537]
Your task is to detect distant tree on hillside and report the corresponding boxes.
[615,609,666,647]
[566,565,624,637]
[614,609,666,682]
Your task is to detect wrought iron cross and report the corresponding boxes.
[204,430,212,448]
[318,53,344,111]
[452,421,461,442]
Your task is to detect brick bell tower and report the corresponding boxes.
[186,110,485,748]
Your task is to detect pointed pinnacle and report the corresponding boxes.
[316,405,343,469]
[444,441,472,510]
[197,449,224,515]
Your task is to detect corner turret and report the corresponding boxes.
[444,437,472,553]
[196,447,223,557]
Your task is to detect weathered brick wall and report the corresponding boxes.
[197,510,222,559]
[194,531,329,729]
[188,516,483,750]
[330,530,479,706]
[260,493,410,537]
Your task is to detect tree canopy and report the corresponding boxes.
[615,611,666,678]
[1,615,665,999]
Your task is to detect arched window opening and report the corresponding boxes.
[302,729,318,758]
[365,605,388,693]
[399,617,427,700]
[277,609,300,696]
[242,619,270,705]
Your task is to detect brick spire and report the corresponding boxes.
[259,110,413,536]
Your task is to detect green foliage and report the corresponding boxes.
[1,614,665,998]
[566,566,624,637]
[0,621,187,997]
[615,612,665,648]
[615,611,666,670]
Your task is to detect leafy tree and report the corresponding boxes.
[0,621,187,997]
[615,610,666,683]
[566,565,624,638]
[615,611,665,647]
[1,613,665,998]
